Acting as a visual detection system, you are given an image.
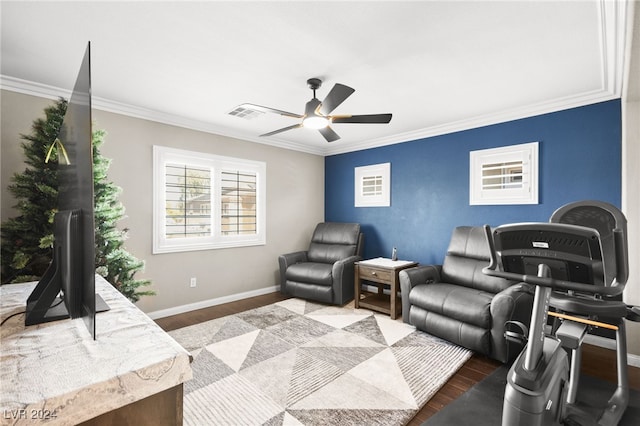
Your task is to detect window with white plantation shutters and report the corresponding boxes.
[153,146,266,253]
[354,163,391,207]
[470,142,538,205]
[221,170,257,235]
[164,164,212,239]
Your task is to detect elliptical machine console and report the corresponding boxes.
[483,201,639,426]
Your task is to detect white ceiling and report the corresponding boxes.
[0,1,634,156]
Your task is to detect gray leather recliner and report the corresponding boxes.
[399,226,534,363]
[279,222,363,305]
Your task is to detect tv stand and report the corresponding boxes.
[1,275,192,425]
[25,295,67,322]
[25,293,110,326]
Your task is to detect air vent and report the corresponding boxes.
[228,105,265,120]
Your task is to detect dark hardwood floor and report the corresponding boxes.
[155,292,640,425]
[155,292,291,331]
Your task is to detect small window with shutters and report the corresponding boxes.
[470,142,538,205]
[164,163,212,239]
[153,146,265,253]
[220,170,257,236]
[354,162,391,207]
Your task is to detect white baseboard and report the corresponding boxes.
[584,334,640,368]
[146,285,280,320]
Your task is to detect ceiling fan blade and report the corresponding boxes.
[319,83,355,115]
[260,123,303,137]
[331,113,392,124]
[238,103,303,119]
[318,126,340,142]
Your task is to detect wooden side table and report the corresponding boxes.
[354,258,417,320]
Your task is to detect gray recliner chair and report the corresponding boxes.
[279,222,363,305]
[399,226,534,363]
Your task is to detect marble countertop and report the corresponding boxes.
[0,275,192,425]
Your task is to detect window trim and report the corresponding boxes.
[469,142,539,205]
[354,162,391,207]
[153,146,266,254]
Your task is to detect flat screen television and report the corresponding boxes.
[24,42,109,339]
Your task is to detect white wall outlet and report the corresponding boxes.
[190,277,197,288]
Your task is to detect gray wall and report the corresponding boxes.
[1,90,325,314]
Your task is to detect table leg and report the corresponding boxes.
[390,272,398,320]
[354,265,360,308]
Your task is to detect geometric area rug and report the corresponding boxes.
[168,298,472,426]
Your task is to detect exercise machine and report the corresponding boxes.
[482,201,639,426]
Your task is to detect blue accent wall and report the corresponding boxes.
[325,100,622,265]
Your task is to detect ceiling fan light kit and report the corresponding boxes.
[303,115,330,129]
[234,78,392,143]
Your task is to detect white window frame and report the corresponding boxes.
[470,142,538,205]
[355,162,391,207]
[153,146,266,254]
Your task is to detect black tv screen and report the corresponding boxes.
[59,42,97,337]
[25,42,108,339]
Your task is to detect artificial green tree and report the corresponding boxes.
[1,98,154,302]
[1,100,65,283]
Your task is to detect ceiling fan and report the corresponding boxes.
[239,78,392,142]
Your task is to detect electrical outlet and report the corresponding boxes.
[190,277,197,288]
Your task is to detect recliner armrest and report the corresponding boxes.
[332,255,362,280]
[280,250,308,266]
[278,251,308,290]
[490,282,535,363]
[332,255,362,305]
[333,255,361,268]
[399,265,442,323]
[400,265,442,287]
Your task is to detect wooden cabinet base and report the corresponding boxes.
[78,384,184,426]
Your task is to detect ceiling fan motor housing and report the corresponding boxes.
[305,98,322,116]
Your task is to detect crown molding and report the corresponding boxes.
[0,75,327,156]
[324,89,620,156]
[2,73,619,158]
[599,0,629,97]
